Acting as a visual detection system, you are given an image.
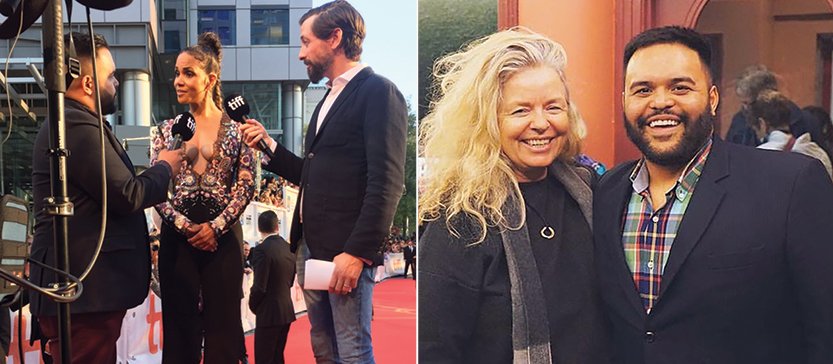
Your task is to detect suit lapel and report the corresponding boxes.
[655,139,729,307]
[67,99,136,175]
[601,170,648,319]
[309,67,373,148]
[106,128,135,175]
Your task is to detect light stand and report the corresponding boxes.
[41,1,74,362]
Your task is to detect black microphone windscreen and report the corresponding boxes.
[0,0,22,18]
[76,0,134,10]
[0,0,48,39]
[171,112,196,141]
[224,93,251,123]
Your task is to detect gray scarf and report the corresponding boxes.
[500,162,594,364]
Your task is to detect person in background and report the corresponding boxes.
[243,241,253,274]
[249,211,296,364]
[748,90,833,179]
[418,28,609,363]
[725,64,825,152]
[801,105,833,163]
[402,239,415,280]
[150,236,161,298]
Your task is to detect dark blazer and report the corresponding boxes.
[403,245,415,262]
[419,163,609,364]
[30,99,170,316]
[264,67,407,265]
[249,235,296,327]
[594,138,833,364]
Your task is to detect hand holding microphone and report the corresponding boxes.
[170,111,196,150]
[225,93,275,160]
[157,111,196,177]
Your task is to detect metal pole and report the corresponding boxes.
[42,1,73,363]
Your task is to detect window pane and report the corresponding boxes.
[219,27,231,43]
[198,9,236,46]
[251,9,289,45]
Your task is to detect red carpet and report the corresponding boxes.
[244,277,416,363]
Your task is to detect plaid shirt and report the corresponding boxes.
[622,138,713,312]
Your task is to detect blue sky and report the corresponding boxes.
[311,0,418,107]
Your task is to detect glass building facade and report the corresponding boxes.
[251,9,290,45]
[0,0,310,205]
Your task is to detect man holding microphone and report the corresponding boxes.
[30,32,183,363]
[240,1,407,362]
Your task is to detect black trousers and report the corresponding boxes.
[254,323,291,364]
[159,222,244,364]
[404,259,416,279]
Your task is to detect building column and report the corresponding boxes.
[282,83,304,156]
[121,71,151,126]
[515,0,619,166]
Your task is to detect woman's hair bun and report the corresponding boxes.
[198,32,223,63]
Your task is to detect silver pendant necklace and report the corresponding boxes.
[525,182,555,240]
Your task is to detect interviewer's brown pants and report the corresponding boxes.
[39,310,126,364]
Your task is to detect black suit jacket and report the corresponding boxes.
[264,67,407,265]
[30,99,170,316]
[249,235,296,327]
[594,138,833,363]
[403,245,415,262]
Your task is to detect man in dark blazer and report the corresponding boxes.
[240,1,407,362]
[595,26,833,364]
[402,240,415,280]
[30,32,182,363]
[249,211,296,364]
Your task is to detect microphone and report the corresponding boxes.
[0,0,21,17]
[0,0,135,38]
[170,112,196,150]
[224,93,275,159]
[0,0,47,39]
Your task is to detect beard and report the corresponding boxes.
[306,52,333,84]
[100,91,117,116]
[624,105,714,168]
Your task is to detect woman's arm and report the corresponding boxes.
[150,120,195,235]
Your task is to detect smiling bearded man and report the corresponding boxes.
[624,102,713,167]
[593,25,833,364]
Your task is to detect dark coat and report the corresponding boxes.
[264,67,408,265]
[403,244,416,262]
[249,235,296,327]
[419,164,609,364]
[594,138,833,364]
[30,98,170,316]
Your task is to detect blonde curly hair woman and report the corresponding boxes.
[418,28,609,364]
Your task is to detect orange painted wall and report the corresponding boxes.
[517,0,618,168]
[695,0,771,137]
[695,0,833,137]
